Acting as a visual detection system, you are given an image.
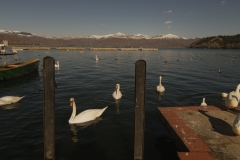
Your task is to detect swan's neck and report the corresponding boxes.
[115,88,118,95]
[203,98,205,103]
[159,77,162,86]
[71,101,77,119]
[235,85,240,94]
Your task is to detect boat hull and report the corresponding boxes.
[0,59,40,82]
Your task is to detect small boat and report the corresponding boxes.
[0,59,40,82]
[0,41,7,54]
[0,40,17,55]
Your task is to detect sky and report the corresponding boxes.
[0,0,239,38]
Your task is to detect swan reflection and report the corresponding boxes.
[69,117,103,143]
[55,69,60,74]
[115,100,120,114]
[157,91,164,100]
[0,103,21,110]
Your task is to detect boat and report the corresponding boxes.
[0,41,7,54]
[0,59,40,82]
[0,40,17,55]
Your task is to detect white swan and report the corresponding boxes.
[156,76,165,92]
[55,61,59,68]
[200,98,207,106]
[112,84,122,100]
[225,84,240,110]
[0,96,25,106]
[233,113,240,136]
[95,55,99,61]
[69,97,108,124]
[221,92,228,98]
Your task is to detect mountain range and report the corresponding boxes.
[0,29,198,48]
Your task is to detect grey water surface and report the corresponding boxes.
[0,49,240,160]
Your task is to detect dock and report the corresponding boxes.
[89,48,117,51]
[158,105,240,160]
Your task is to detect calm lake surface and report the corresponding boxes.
[0,49,240,159]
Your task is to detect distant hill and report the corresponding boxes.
[0,29,198,48]
[187,34,240,49]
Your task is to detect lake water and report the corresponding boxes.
[0,49,240,160]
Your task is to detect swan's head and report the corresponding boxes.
[116,84,120,89]
[70,97,75,107]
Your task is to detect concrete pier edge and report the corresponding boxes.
[158,105,240,160]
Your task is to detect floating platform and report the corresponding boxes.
[56,47,85,51]
[158,106,240,160]
[12,47,50,50]
[0,52,17,55]
[89,48,117,51]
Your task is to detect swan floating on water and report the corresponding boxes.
[156,76,165,92]
[225,84,240,110]
[96,55,99,61]
[112,84,122,100]
[68,97,108,124]
[0,96,25,106]
[55,61,60,69]
[200,98,207,106]
[233,113,240,136]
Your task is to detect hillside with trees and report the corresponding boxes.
[187,34,240,49]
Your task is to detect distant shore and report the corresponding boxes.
[10,47,159,51]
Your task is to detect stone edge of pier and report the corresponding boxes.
[158,105,224,160]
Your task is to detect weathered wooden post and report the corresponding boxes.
[134,60,146,160]
[43,56,55,160]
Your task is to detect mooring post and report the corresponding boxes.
[43,56,55,160]
[134,60,146,160]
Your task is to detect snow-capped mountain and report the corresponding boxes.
[61,35,83,40]
[0,29,198,48]
[85,32,185,39]
[0,30,34,36]
[152,34,186,39]
[0,29,187,40]
[86,32,127,39]
[128,34,151,39]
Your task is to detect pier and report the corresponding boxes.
[158,106,240,160]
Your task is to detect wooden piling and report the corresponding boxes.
[134,60,146,160]
[43,56,55,160]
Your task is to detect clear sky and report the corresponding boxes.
[0,0,239,38]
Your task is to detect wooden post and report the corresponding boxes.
[43,56,55,160]
[134,60,146,160]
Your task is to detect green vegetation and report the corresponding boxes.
[188,34,240,49]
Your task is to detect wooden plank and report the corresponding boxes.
[43,56,55,160]
[134,60,146,160]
